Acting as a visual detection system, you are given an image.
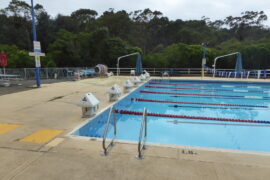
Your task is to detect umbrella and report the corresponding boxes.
[235,53,243,74]
[135,53,142,75]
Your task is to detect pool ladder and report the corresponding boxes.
[102,107,148,159]
[102,106,117,156]
[137,108,148,159]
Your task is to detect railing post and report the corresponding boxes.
[24,68,27,79]
[46,68,49,79]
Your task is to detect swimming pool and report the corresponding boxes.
[71,79,270,153]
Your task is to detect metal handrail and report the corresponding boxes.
[137,108,147,159]
[102,106,117,155]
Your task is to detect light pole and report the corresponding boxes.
[30,0,41,87]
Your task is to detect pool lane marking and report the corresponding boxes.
[168,105,268,110]
[247,86,261,89]
[169,95,269,100]
[222,85,234,88]
[141,90,222,97]
[20,129,64,143]
[233,89,248,93]
[131,98,268,108]
[244,96,263,99]
[150,82,208,86]
[0,124,21,135]
[149,82,270,89]
[167,120,270,127]
[115,109,270,124]
[140,90,270,99]
[145,85,265,93]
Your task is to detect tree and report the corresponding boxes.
[0,44,33,68]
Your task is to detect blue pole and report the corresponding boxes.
[31,0,41,87]
[201,43,207,78]
[203,46,206,59]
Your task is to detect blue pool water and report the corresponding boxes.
[73,79,270,152]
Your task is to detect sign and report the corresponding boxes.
[33,41,41,52]
[202,58,206,66]
[29,41,45,68]
[29,52,45,57]
[35,56,41,67]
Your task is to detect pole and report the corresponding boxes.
[31,0,41,87]
[201,43,207,78]
[3,67,5,80]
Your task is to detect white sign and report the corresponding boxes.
[29,52,45,57]
[33,41,41,51]
[35,56,41,67]
[202,58,206,65]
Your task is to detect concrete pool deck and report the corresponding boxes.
[1,76,270,180]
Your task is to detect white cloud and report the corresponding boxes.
[0,0,269,25]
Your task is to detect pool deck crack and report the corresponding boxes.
[2,150,45,180]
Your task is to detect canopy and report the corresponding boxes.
[135,54,142,75]
[0,51,7,67]
[235,53,243,73]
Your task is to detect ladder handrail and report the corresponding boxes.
[102,106,117,155]
[137,108,147,159]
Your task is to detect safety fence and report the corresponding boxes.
[1,67,270,80]
[0,67,94,80]
[109,68,270,79]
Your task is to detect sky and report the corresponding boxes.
[1,0,270,25]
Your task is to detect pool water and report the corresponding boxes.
[72,79,270,152]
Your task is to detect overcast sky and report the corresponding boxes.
[1,0,270,25]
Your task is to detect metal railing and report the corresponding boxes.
[102,107,117,156]
[137,108,147,159]
[2,67,270,80]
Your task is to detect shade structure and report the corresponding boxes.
[135,53,142,75]
[235,53,243,73]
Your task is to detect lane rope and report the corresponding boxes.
[140,90,270,99]
[131,98,268,108]
[115,109,270,124]
[145,85,265,93]
[169,95,268,100]
[149,82,270,89]
[168,105,269,110]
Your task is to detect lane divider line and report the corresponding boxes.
[131,98,268,108]
[115,109,270,124]
[140,90,222,97]
[146,85,265,93]
[150,82,270,89]
[140,90,270,99]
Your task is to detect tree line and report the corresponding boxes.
[1,0,270,69]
